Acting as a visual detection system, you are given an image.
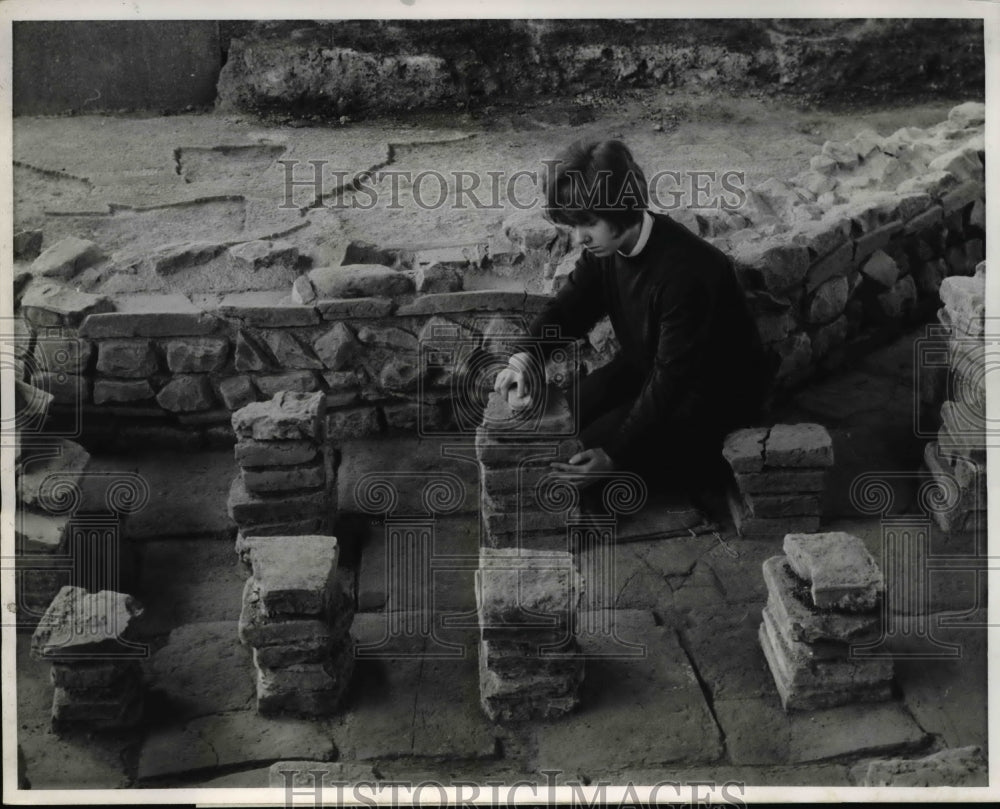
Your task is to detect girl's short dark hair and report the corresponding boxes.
[543,140,649,234]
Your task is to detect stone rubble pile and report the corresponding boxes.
[476,386,582,550]
[30,586,144,728]
[237,534,355,717]
[723,423,835,538]
[476,547,585,722]
[859,745,987,787]
[760,532,892,711]
[923,261,987,533]
[228,390,335,537]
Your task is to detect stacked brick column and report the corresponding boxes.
[237,535,355,716]
[476,387,582,550]
[227,391,335,537]
[760,532,892,711]
[723,423,834,538]
[924,262,987,532]
[476,548,585,721]
[30,586,144,728]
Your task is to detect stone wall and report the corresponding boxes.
[216,19,984,118]
[12,104,986,447]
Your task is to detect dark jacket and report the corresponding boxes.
[525,212,771,463]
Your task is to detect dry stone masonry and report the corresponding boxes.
[760,532,892,711]
[923,261,987,533]
[723,424,834,538]
[30,586,145,729]
[228,391,335,537]
[11,104,986,449]
[476,387,582,550]
[236,534,355,717]
[476,548,585,722]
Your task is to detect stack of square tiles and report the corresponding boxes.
[476,387,582,550]
[238,534,354,717]
[760,532,892,711]
[476,548,585,721]
[31,586,144,729]
[925,266,987,532]
[723,423,834,538]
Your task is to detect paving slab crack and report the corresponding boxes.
[407,654,426,755]
[614,568,643,608]
[673,626,729,762]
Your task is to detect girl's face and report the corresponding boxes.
[568,218,627,258]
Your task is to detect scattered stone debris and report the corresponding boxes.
[860,745,987,787]
[30,237,104,281]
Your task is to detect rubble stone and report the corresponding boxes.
[95,339,158,378]
[807,276,848,324]
[156,375,216,412]
[163,337,229,373]
[34,337,93,375]
[764,424,834,468]
[150,241,226,275]
[759,618,891,711]
[727,491,821,539]
[254,371,320,397]
[312,322,358,370]
[227,477,329,526]
[235,439,317,467]
[242,460,326,493]
[21,281,114,328]
[30,237,103,280]
[31,586,144,659]
[863,745,987,787]
[859,250,899,288]
[415,263,464,293]
[309,264,414,298]
[13,228,43,260]
[238,579,340,649]
[232,391,324,441]
[217,375,258,411]
[263,331,323,369]
[762,557,881,643]
[783,532,883,612]
[93,379,155,404]
[744,493,823,518]
[734,469,827,495]
[229,239,299,270]
[477,547,582,631]
[240,534,341,617]
[80,294,218,337]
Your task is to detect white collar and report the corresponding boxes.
[618,211,653,258]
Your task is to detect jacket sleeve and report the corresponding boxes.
[602,277,711,465]
[511,252,608,359]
